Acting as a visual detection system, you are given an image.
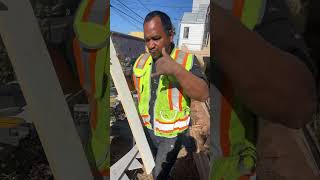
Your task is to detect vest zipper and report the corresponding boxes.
[152,64,158,134]
[148,60,156,133]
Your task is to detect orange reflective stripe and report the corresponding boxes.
[141,115,150,126]
[137,77,141,102]
[82,0,95,21]
[181,53,189,68]
[168,51,188,111]
[174,49,180,60]
[100,169,110,176]
[239,176,249,180]
[178,88,183,112]
[155,126,188,133]
[135,55,143,68]
[220,77,233,156]
[132,74,136,89]
[132,75,141,102]
[217,0,246,158]
[233,0,245,18]
[168,83,173,110]
[90,98,98,129]
[239,172,255,180]
[103,5,110,25]
[178,53,189,111]
[73,41,98,130]
[89,50,97,94]
[92,169,110,176]
[144,121,151,126]
[73,38,85,86]
[132,74,140,101]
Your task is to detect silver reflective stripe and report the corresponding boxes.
[175,51,186,65]
[170,50,186,111]
[142,116,150,123]
[87,0,107,25]
[171,82,180,111]
[81,49,91,92]
[257,0,267,25]
[211,85,223,159]
[188,54,194,70]
[135,76,139,91]
[136,54,150,69]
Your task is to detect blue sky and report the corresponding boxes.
[110,0,193,44]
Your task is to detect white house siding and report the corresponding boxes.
[178,23,205,51]
[192,0,210,12]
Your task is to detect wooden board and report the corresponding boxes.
[110,145,141,180]
[0,1,93,179]
[110,39,155,174]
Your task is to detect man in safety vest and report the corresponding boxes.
[132,11,209,179]
[211,0,318,179]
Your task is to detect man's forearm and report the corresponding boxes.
[173,66,209,102]
[212,5,317,128]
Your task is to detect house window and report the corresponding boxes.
[183,27,189,39]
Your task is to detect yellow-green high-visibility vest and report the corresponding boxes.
[133,48,194,138]
[211,0,266,180]
[73,0,110,176]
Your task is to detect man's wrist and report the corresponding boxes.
[173,64,184,77]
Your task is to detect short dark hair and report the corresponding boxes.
[144,11,175,36]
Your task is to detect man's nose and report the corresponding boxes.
[148,40,155,49]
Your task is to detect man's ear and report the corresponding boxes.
[169,30,174,42]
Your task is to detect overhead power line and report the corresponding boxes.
[119,0,192,9]
[114,0,144,20]
[111,4,143,25]
[143,4,191,9]
[136,0,151,12]
[112,9,142,30]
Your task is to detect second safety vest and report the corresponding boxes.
[73,0,109,176]
[211,0,267,180]
[133,48,194,138]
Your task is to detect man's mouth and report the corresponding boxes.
[150,50,159,56]
[150,51,161,59]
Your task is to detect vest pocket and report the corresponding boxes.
[159,110,178,122]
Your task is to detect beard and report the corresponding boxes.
[150,50,162,60]
[149,44,173,60]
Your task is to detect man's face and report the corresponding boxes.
[144,16,173,60]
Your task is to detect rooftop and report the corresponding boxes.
[181,4,208,24]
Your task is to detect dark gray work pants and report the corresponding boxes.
[144,128,195,180]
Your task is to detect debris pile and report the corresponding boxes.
[0,123,53,180]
